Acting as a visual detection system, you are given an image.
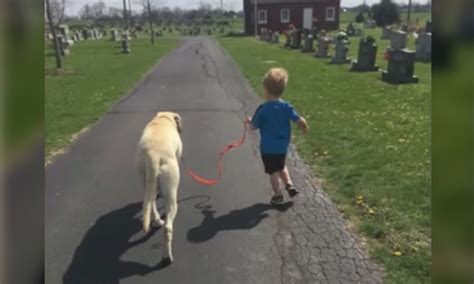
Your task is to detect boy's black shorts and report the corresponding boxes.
[261,154,286,174]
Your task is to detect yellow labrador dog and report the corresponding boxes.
[136,111,182,264]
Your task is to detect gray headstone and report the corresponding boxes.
[302,34,314,52]
[415,32,431,62]
[271,32,279,44]
[351,36,379,72]
[56,35,70,56]
[290,30,302,49]
[58,24,70,40]
[315,34,332,58]
[389,30,407,50]
[331,33,350,64]
[364,19,376,29]
[346,23,355,36]
[381,49,419,84]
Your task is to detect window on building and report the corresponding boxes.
[326,7,336,21]
[280,9,290,23]
[258,10,267,24]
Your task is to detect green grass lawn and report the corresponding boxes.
[340,10,431,25]
[218,28,431,282]
[45,35,178,158]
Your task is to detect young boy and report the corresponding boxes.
[246,68,309,205]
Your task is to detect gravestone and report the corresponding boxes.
[381,26,392,39]
[259,28,266,41]
[351,36,379,72]
[315,36,332,58]
[121,32,131,54]
[425,20,432,33]
[82,29,88,39]
[65,39,74,47]
[346,23,355,36]
[272,32,279,44]
[265,30,272,42]
[56,35,70,56]
[284,31,291,48]
[302,34,314,52]
[74,31,82,41]
[290,30,302,49]
[111,29,119,41]
[315,30,331,58]
[389,30,407,50]
[331,32,350,64]
[381,49,419,84]
[364,19,376,28]
[58,24,70,40]
[415,32,431,62]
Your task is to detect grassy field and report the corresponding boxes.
[340,10,431,25]
[45,35,178,158]
[218,28,431,282]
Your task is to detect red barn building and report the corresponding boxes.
[243,0,341,34]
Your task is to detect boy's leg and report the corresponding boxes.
[279,166,293,185]
[280,166,300,197]
[269,172,284,205]
[270,172,282,196]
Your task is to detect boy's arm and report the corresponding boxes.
[245,117,257,131]
[296,116,309,134]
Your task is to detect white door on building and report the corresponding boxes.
[303,8,313,30]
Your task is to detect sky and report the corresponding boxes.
[65,0,429,16]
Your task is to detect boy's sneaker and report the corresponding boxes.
[270,194,284,205]
[286,184,300,198]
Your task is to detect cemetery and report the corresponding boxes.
[45,3,431,282]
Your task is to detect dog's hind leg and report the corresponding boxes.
[143,165,158,234]
[160,161,180,263]
[152,200,164,227]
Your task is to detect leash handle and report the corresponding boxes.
[182,121,249,186]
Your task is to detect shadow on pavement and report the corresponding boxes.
[63,195,212,283]
[187,202,293,243]
[62,202,162,284]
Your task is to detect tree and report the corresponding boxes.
[79,4,93,20]
[45,0,65,69]
[142,0,155,44]
[48,0,66,24]
[355,12,365,23]
[370,0,400,27]
[79,2,107,20]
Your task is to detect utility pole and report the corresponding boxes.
[45,0,62,69]
[147,0,154,45]
[128,0,132,27]
[122,0,130,53]
[407,0,412,25]
[254,0,257,37]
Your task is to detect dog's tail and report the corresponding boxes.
[143,157,160,233]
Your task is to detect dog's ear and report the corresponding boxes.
[174,115,182,133]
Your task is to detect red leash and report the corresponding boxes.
[182,121,249,186]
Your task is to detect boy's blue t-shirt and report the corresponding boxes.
[251,99,300,154]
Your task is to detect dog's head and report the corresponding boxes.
[157,112,182,133]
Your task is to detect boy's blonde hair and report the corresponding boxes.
[263,67,288,97]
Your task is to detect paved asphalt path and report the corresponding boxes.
[46,37,382,284]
